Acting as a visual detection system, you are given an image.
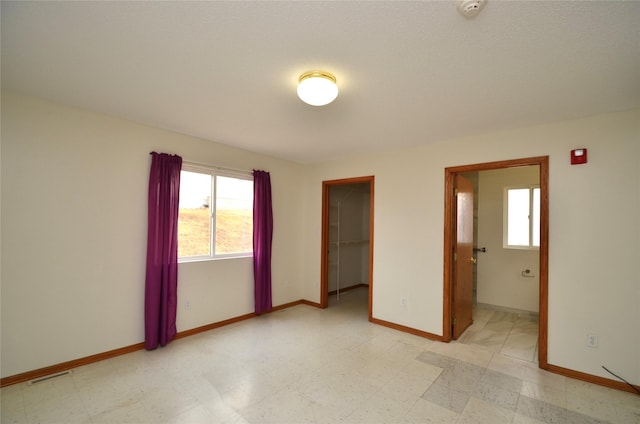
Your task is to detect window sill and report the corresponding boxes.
[178,254,253,264]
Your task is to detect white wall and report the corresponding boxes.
[477,166,540,312]
[2,91,639,386]
[0,92,306,378]
[301,109,640,383]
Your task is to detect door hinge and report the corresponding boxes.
[453,252,457,261]
[454,188,458,196]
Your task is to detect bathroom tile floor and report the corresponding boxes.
[2,287,638,423]
[457,306,539,363]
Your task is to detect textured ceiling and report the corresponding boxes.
[2,1,639,163]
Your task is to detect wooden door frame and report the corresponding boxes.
[320,176,374,321]
[443,156,549,369]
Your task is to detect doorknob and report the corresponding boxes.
[469,257,477,264]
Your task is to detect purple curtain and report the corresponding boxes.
[145,152,182,350]
[253,170,273,314]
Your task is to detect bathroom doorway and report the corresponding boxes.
[443,157,549,369]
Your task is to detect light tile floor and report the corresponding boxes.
[2,287,639,423]
[457,306,539,363]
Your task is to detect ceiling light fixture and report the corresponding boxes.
[297,71,338,106]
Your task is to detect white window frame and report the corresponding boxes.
[503,185,540,250]
[178,163,253,262]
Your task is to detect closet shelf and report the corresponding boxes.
[329,240,370,246]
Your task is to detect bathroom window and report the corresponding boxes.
[504,186,540,249]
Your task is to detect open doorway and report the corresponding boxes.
[443,157,549,369]
[459,167,541,363]
[320,176,374,320]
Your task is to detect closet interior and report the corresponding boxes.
[327,182,371,302]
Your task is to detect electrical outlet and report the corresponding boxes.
[185,300,191,310]
[586,334,598,348]
[401,298,407,308]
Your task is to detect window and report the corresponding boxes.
[178,165,253,261]
[504,186,540,249]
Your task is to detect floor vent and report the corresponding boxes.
[28,370,72,385]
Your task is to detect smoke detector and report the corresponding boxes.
[457,0,487,19]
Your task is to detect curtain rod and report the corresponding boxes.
[182,159,253,175]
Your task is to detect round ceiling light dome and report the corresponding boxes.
[297,71,338,106]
